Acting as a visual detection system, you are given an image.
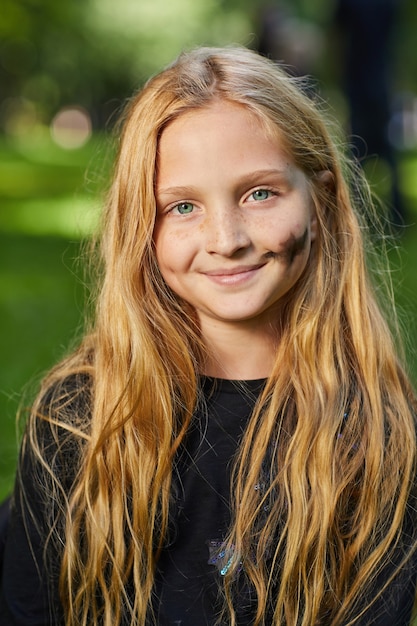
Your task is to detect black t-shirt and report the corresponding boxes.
[152,377,265,625]
[1,377,416,625]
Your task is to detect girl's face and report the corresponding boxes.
[154,100,316,336]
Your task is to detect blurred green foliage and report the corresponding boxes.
[1,0,262,129]
[0,133,102,499]
[2,0,417,142]
[0,233,84,498]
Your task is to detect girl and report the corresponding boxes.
[1,46,416,626]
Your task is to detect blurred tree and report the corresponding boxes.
[0,0,257,132]
[1,0,134,129]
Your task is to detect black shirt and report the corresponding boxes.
[1,377,416,625]
[153,377,265,625]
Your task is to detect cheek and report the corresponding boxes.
[154,227,194,278]
[153,229,173,277]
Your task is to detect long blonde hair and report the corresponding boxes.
[25,46,416,625]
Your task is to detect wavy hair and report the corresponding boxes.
[25,46,417,625]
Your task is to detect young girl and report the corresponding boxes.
[1,46,416,626]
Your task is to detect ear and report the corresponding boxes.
[316,169,335,191]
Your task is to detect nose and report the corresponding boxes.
[205,208,251,257]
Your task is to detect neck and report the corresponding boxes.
[199,319,277,380]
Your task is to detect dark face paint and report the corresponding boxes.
[273,227,310,264]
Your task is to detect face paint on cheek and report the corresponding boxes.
[275,227,310,264]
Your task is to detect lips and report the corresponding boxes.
[204,263,265,276]
[202,263,266,286]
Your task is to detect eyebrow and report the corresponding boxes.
[156,185,200,199]
[156,168,293,198]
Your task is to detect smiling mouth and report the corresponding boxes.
[204,263,265,277]
[203,264,265,285]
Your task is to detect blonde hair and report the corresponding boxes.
[25,46,416,625]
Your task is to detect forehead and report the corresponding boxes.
[160,99,284,146]
[158,103,259,167]
[157,100,292,174]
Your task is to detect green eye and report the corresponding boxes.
[251,189,271,201]
[175,202,194,214]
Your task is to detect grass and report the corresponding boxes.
[0,134,417,506]
[0,131,109,500]
[0,234,85,498]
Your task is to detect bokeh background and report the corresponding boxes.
[1,0,417,502]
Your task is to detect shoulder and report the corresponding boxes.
[1,374,93,624]
[21,372,93,493]
[34,371,92,437]
[38,371,92,423]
